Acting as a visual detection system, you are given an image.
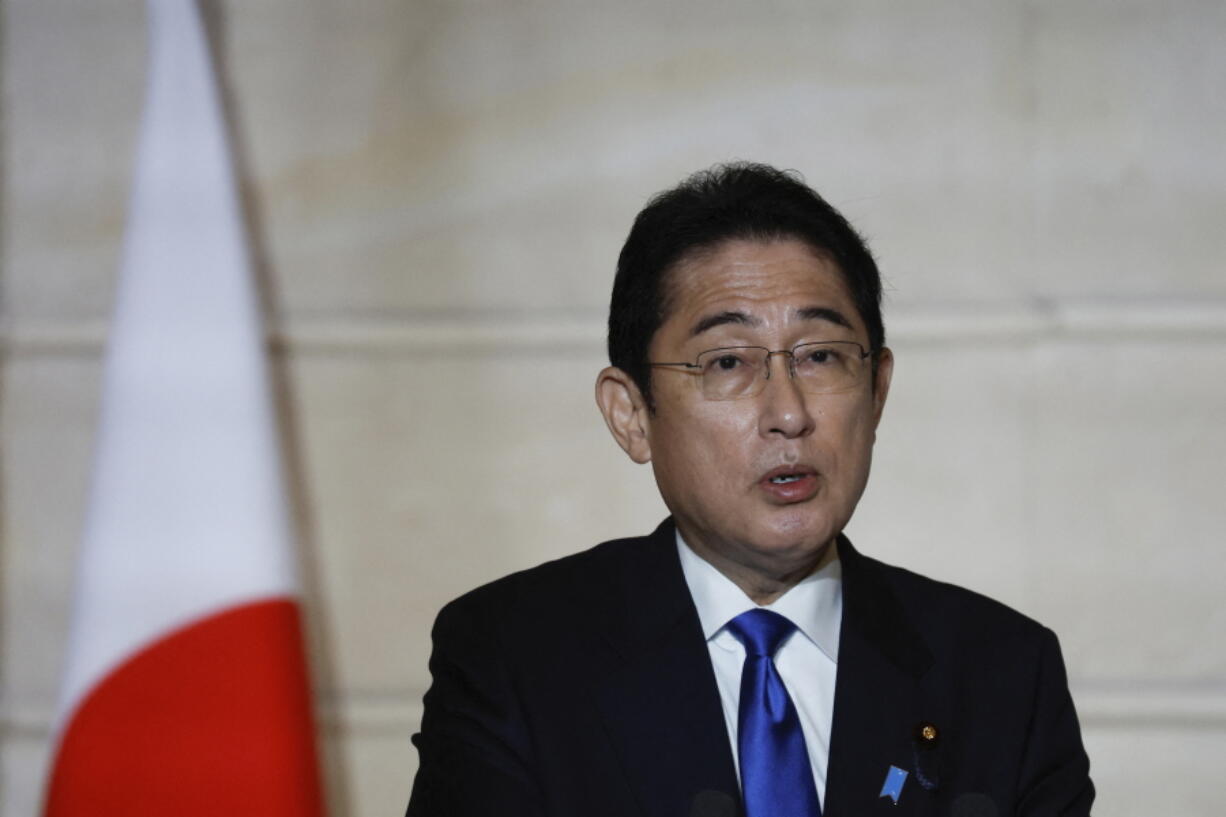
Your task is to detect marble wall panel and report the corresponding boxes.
[0,355,101,716]
[0,352,104,817]
[0,729,51,817]
[289,348,666,697]
[1033,1,1226,298]
[8,2,1224,325]
[328,728,416,817]
[1082,727,1226,817]
[224,0,1042,316]
[2,2,142,322]
[846,340,1035,614]
[1028,339,1226,681]
[218,0,1223,316]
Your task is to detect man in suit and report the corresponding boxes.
[407,163,1094,817]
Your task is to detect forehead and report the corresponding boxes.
[662,238,862,334]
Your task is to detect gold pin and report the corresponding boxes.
[915,722,938,743]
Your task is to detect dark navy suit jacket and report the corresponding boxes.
[407,519,1093,816]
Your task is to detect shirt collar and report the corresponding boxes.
[676,529,842,663]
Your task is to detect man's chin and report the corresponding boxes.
[678,507,839,565]
[754,506,839,546]
[743,519,837,563]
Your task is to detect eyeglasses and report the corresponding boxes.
[649,341,872,401]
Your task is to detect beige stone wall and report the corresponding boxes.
[3,1,1225,814]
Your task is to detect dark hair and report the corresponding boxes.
[607,161,885,408]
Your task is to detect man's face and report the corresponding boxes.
[634,238,892,584]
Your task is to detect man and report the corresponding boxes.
[407,163,1093,817]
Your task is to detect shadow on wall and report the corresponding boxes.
[200,2,352,813]
[0,0,10,800]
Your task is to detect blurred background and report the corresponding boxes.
[2,0,1224,814]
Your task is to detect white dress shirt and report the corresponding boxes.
[676,531,842,807]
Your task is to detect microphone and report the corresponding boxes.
[689,790,737,817]
[949,793,998,817]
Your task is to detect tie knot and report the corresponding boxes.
[725,608,797,657]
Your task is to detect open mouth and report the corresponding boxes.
[759,466,819,503]
[762,464,817,483]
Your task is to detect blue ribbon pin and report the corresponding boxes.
[879,765,909,805]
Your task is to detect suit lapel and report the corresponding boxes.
[824,537,937,817]
[581,525,945,817]
[584,520,741,817]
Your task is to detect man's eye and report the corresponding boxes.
[806,349,833,365]
[714,355,742,370]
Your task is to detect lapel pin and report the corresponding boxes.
[878,765,908,805]
[912,721,942,791]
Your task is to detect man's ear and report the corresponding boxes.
[871,346,894,428]
[595,366,653,464]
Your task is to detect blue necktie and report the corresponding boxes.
[726,609,822,817]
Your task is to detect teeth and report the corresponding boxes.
[771,475,803,484]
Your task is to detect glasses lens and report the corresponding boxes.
[696,348,765,400]
[792,342,865,393]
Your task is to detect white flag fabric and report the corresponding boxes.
[43,1,324,813]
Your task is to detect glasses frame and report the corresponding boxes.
[649,340,874,401]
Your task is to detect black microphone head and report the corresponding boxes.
[689,789,737,817]
[950,792,998,817]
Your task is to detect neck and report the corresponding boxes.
[679,528,835,606]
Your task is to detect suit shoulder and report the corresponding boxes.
[858,551,1053,646]
[433,531,655,629]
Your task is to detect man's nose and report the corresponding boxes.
[757,352,815,439]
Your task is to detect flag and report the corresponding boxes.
[43,1,325,814]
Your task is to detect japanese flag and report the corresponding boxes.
[43,1,325,814]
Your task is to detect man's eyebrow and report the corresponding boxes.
[796,306,854,330]
[689,310,762,337]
